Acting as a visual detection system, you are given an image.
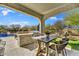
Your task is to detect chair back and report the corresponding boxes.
[62,38,69,41]
[49,40,68,50]
[56,41,68,51]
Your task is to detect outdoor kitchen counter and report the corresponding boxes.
[16,32,34,47]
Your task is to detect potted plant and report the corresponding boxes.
[45,31,51,40]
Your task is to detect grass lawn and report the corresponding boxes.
[67,40,79,51]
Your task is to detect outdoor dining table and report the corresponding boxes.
[32,33,58,56]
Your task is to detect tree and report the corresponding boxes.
[45,24,51,32]
[0,25,8,33]
[9,24,21,32]
[45,24,51,30]
[30,25,37,31]
[54,20,64,31]
[64,13,79,26]
[21,25,29,31]
[64,13,79,35]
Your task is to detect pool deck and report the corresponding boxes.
[1,37,37,56]
[1,36,79,56]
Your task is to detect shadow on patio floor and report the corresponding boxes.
[21,42,38,51]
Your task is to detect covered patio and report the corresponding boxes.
[0,3,79,56]
[1,3,79,33]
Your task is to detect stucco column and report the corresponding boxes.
[36,16,45,56]
[39,16,45,33]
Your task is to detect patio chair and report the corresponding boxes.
[62,37,69,41]
[0,40,6,56]
[49,39,68,56]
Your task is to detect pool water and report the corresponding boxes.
[0,33,15,37]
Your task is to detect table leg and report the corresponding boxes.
[36,40,41,56]
[45,43,49,56]
[55,45,59,56]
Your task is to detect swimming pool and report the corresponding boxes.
[0,33,15,37]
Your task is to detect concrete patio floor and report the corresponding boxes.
[1,37,37,56]
[1,36,79,56]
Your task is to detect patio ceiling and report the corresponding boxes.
[0,3,79,20]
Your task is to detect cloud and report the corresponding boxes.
[1,8,15,16]
[1,10,8,16]
[49,16,63,21]
[49,17,57,20]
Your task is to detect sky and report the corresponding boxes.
[0,6,66,26]
[45,13,66,25]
